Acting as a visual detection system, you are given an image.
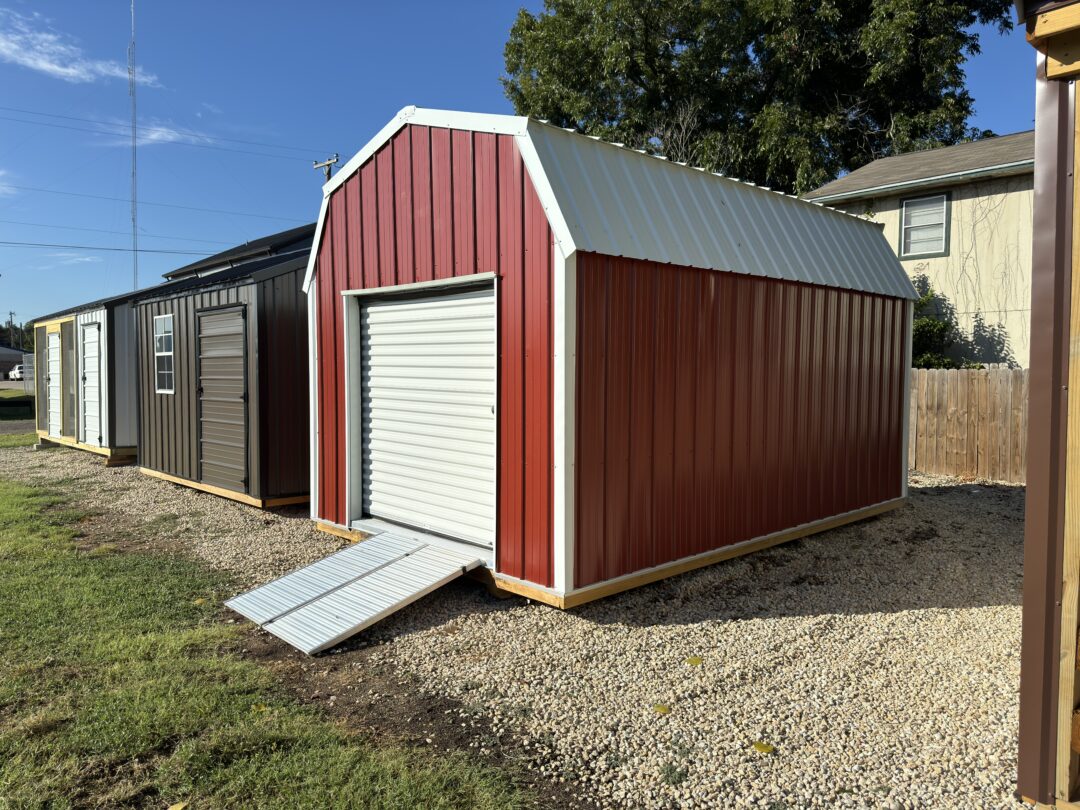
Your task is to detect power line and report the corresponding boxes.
[0,114,318,162]
[2,184,304,222]
[0,104,336,156]
[0,218,232,245]
[0,240,211,255]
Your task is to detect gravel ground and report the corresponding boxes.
[0,441,1027,809]
[0,442,346,587]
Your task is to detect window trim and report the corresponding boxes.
[153,313,175,395]
[898,192,951,259]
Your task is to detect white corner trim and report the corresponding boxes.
[516,125,577,257]
[301,194,330,293]
[552,247,576,594]
[902,300,913,498]
[343,294,362,525]
[307,278,319,519]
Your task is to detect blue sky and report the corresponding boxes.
[0,3,1035,325]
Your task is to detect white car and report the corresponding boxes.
[8,364,23,381]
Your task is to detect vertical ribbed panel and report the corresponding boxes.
[574,253,908,589]
[46,332,61,437]
[79,320,101,446]
[314,125,555,586]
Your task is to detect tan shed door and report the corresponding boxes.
[197,308,247,493]
[360,287,497,548]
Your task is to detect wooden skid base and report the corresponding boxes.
[482,497,907,609]
[314,521,370,543]
[139,467,309,509]
[35,433,135,466]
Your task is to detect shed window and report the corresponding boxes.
[154,314,174,394]
[900,194,948,258]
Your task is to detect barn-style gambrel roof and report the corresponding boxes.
[305,107,916,300]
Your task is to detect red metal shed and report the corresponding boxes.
[303,107,916,608]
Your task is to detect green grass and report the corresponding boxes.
[0,433,36,449]
[0,389,31,399]
[0,477,526,809]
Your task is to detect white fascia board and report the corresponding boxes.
[807,159,1034,206]
[301,194,330,292]
[517,122,577,257]
[304,106,536,293]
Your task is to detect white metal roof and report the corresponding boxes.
[305,107,916,300]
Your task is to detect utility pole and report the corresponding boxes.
[313,154,339,183]
[128,0,138,290]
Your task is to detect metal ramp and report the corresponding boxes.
[225,532,484,655]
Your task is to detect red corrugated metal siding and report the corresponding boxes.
[574,253,908,589]
[313,124,554,586]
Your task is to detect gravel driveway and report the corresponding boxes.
[0,442,1026,809]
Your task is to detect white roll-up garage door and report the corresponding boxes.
[360,286,496,548]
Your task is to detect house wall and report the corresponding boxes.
[135,285,261,495]
[837,173,1034,366]
[313,123,555,587]
[256,266,309,499]
[573,253,909,589]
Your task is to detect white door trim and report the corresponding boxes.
[345,278,499,556]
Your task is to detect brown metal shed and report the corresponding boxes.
[132,250,310,508]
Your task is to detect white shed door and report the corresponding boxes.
[47,332,61,437]
[80,323,102,446]
[360,287,496,548]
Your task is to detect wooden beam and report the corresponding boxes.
[139,467,306,510]
[1047,29,1080,79]
[314,521,368,542]
[1055,98,1080,803]
[1029,4,1080,43]
[482,498,906,610]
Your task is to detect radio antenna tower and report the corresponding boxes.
[128,0,138,290]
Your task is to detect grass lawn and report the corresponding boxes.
[0,389,31,398]
[0,433,36,449]
[0,474,526,808]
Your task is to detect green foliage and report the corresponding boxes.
[0,478,526,809]
[912,284,958,369]
[503,0,1012,194]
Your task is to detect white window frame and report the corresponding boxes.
[899,193,949,258]
[153,314,175,394]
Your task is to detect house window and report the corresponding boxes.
[900,194,949,258]
[154,314,174,394]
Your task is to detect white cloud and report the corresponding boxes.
[0,8,159,86]
[98,116,211,148]
[47,252,103,265]
[0,169,14,196]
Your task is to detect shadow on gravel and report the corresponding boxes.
[314,479,1026,648]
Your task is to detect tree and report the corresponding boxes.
[503,0,1013,194]
[911,283,958,368]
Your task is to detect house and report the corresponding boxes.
[0,343,22,378]
[228,106,916,654]
[29,292,139,465]
[132,240,312,509]
[805,131,1034,366]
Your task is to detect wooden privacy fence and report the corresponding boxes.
[908,367,1028,484]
